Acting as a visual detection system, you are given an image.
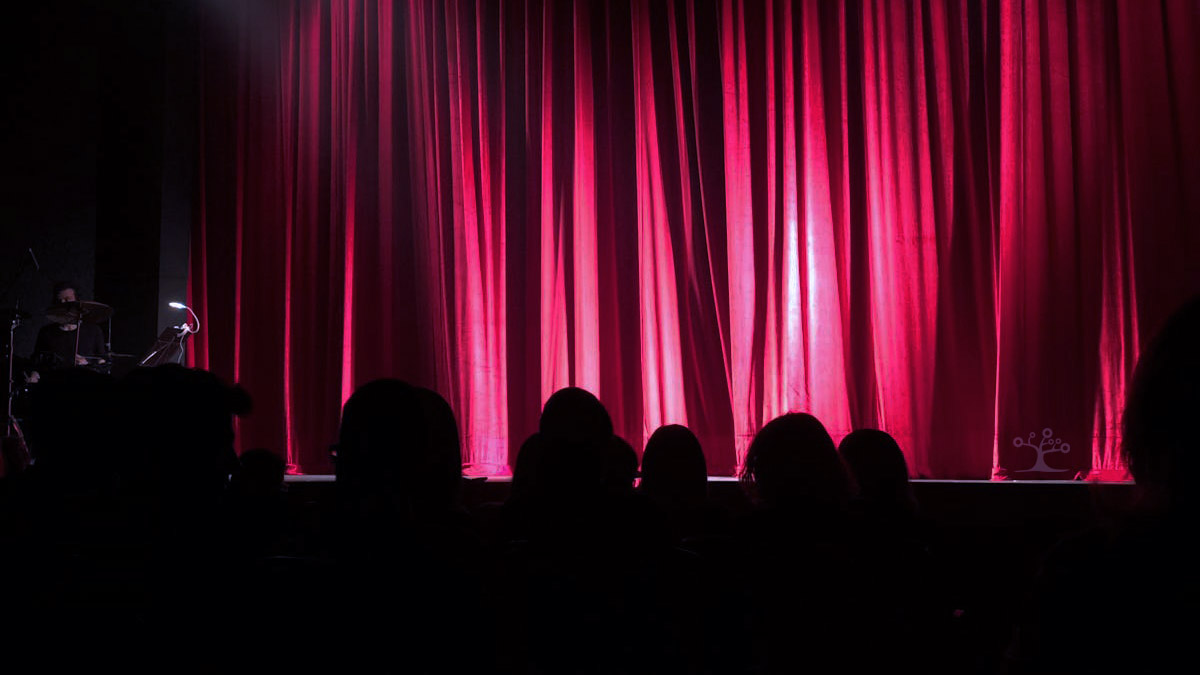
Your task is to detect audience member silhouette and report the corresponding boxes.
[840,428,953,673]
[639,424,714,543]
[638,424,747,673]
[1009,297,1200,674]
[534,386,613,502]
[603,434,639,494]
[231,447,286,498]
[1121,298,1200,515]
[117,365,250,651]
[740,412,853,512]
[116,364,249,509]
[489,432,546,546]
[735,413,872,673]
[0,364,252,662]
[839,428,917,523]
[226,447,289,558]
[23,367,117,491]
[496,388,678,673]
[641,424,707,512]
[331,378,490,672]
[1,368,119,649]
[510,431,545,506]
[335,379,463,525]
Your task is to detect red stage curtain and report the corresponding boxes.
[189,0,1200,478]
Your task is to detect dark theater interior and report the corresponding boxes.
[2,1,1198,672]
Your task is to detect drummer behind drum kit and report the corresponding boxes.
[43,300,124,371]
[4,299,199,440]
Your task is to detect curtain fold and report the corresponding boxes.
[190,0,1200,477]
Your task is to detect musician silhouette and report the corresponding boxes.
[29,281,106,378]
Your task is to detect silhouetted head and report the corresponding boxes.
[233,448,287,499]
[740,413,852,511]
[839,429,915,514]
[117,364,249,500]
[25,367,116,485]
[536,387,613,492]
[640,424,707,510]
[336,379,462,519]
[603,435,639,494]
[539,387,613,448]
[1123,296,1200,513]
[510,432,546,504]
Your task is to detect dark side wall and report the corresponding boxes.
[1,0,194,368]
[2,1,99,357]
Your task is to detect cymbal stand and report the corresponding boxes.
[2,248,39,443]
[74,313,82,367]
[6,303,25,442]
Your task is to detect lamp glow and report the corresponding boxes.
[168,301,200,335]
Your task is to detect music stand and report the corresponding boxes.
[138,325,191,367]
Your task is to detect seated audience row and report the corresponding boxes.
[0,297,1195,673]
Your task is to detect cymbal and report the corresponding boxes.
[45,301,112,325]
[1,307,32,322]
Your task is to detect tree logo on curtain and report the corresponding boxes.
[1012,428,1071,473]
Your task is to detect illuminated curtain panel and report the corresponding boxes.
[718,0,757,467]
[860,0,942,478]
[792,0,853,442]
[995,0,1093,479]
[1103,0,1200,478]
[992,0,1200,479]
[533,0,604,410]
[717,0,856,469]
[631,0,690,442]
[399,0,509,474]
